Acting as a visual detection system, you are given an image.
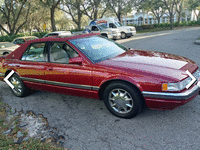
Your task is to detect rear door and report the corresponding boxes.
[15,42,49,90]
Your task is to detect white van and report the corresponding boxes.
[89,18,136,39]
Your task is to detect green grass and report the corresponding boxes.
[0,98,66,150]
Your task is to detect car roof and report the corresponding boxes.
[6,33,99,60]
[13,36,38,40]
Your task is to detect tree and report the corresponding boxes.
[60,0,84,30]
[82,0,108,20]
[40,0,61,31]
[187,0,200,20]
[175,0,184,26]
[162,0,181,29]
[0,0,31,35]
[150,0,165,25]
[107,0,134,22]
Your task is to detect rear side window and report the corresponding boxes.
[21,43,46,62]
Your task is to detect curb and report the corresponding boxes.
[194,40,200,45]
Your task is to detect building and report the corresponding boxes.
[122,9,199,26]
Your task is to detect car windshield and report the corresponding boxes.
[69,36,127,63]
[115,22,123,27]
[98,25,108,30]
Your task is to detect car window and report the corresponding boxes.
[21,43,46,62]
[91,26,99,31]
[49,42,78,64]
[15,39,25,44]
[47,33,58,37]
[109,23,117,28]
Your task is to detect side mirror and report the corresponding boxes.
[69,57,83,65]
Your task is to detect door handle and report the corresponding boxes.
[47,67,53,71]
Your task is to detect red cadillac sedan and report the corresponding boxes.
[0,33,199,118]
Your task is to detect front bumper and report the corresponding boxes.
[143,82,200,110]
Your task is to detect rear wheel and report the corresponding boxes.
[103,82,142,118]
[9,73,29,97]
[121,32,127,39]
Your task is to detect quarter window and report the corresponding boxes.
[21,43,46,62]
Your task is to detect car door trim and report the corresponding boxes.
[20,77,99,90]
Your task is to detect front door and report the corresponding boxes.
[45,42,94,97]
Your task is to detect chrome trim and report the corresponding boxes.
[0,72,5,77]
[20,77,100,91]
[142,84,199,100]
[20,77,45,84]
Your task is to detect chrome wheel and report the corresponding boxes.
[103,82,142,118]
[10,76,23,95]
[121,32,126,39]
[109,88,133,114]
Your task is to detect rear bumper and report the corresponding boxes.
[142,83,200,110]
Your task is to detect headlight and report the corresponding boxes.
[162,77,192,91]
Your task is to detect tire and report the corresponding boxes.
[3,52,9,55]
[121,32,127,39]
[8,73,29,97]
[101,34,108,38]
[103,82,142,118]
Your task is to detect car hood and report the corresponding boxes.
[98,50,198,81]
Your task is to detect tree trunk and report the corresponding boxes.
[178,14,181,26]
[50,7,56,31]
[157,17,160,25]
[170,12,173,29]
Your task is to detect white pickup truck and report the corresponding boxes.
[84,24,121,40]
[89,18,136,39]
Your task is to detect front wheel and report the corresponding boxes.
[8,73,29,97]
[103,82,142,118]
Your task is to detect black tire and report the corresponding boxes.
[103,82,142,118]
[101,34,108,38]
[3,52,9,55]
[121,32,127,39]
[8,73,29,97]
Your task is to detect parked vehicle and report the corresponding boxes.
[89,18,136,39]
[0,33,200,118]
[84,24,121,40]
[12,36,38,45]
[43,31,72,38]
[0,42,19,56]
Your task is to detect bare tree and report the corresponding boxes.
[0,0,31,35]
[40,0,61,31]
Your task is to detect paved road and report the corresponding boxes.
[1,27,200,150]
